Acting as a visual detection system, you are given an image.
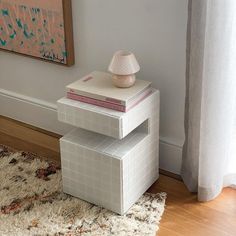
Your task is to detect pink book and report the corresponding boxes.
[67,88,152,112]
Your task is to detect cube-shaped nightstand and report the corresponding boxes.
[57,89,159,214]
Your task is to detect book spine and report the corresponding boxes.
[67,92,126,112]
[66,88,126,106]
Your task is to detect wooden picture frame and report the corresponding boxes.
[0,0,74,66]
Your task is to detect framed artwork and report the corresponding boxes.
[0,0,74,66]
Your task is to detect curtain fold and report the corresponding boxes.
[182,0,236,201]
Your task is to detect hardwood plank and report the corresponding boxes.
[0,131,60,164]
[0,116,61,152]
[151,176,236,236]
[0,115,62,138]
[159,210,231,236]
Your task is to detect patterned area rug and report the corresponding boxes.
[0,145,166,236]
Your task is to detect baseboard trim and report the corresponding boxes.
[0,88,57,111]
[159,169,182,181]
[0,88,72,135]
[159,140,182,174]
[0,88,183,174]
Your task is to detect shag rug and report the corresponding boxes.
[0,145,166,236]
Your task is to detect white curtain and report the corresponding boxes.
[182,0,236,201]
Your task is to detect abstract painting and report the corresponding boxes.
[0,0,74,66]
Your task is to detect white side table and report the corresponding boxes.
[57,88,160,214]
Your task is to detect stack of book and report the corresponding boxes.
[66,71,152,112]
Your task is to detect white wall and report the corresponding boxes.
[0,0,188,174]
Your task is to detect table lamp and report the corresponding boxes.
[108,50,140,88]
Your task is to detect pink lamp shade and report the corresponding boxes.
[108,50,140,75]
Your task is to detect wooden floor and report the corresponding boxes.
[0,116,236,236]
[150,177,236,236]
